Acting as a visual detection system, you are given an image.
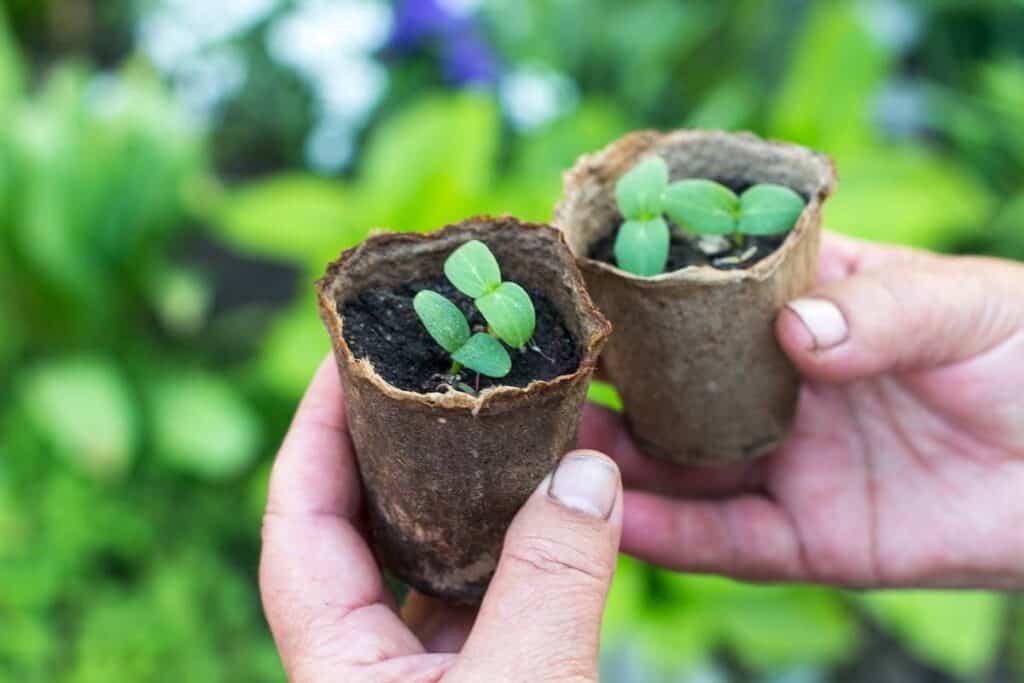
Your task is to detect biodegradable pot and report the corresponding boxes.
[317,216,610,603]
[554,129,836,466]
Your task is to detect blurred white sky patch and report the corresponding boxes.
[138,0,277,121]
[856,0,922,53]
[140,0,393,172]
[306,115,356,172]
[499,65,578,132]
[876,78,927,138]
[173,50,247,118]
[140,0,279,70]
[265,0,392,70]
[266,0,392,172]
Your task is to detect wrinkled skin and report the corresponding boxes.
[260,358,625,683]
[260,233,1024,682]
[582,232,1024,589]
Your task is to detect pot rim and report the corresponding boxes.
[317,215,612,415]
[554,128,837,289]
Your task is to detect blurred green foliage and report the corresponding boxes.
[3,1,1024,681]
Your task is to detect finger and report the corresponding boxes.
[817,231,865,284]
[260,355,450,682]
[816,230,921,283]
[777,253,1024,382]
[578,402,765,497]
[401,591,476,653]
[451,450,622,681]
[620,490,812,583]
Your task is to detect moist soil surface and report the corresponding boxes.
[340,278,580,394]
[590,230,786,272]
[589,177,795,272]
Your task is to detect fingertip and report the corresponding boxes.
[776,305,817,357]
[563,447,620,473]
[547,450,622,521]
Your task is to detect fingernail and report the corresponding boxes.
[787,298,849,350]
[548,451,619,519]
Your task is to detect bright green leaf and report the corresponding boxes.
[614,217,670,276]
[359,93,498,231]
[214,174,354,264]
[662,179,739,235]
[738,184,806,235]
[715,585,857,671]
[413,290,470,353]
[615,156,668,220]
[860,591,1005,677]
[475,281,536,349]
[451,333,511,378]
[252,294,330,399]
[444,239,502,298]
[20,357,138,479]
[149,372,262,480]
[587,380,623,412]
[768,2,891,153]
[147,266,212,337]
[825,146,992,250]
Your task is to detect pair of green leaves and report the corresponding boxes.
[413,240,537,379]
[613,156,807,276]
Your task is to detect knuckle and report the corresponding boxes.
[504,533,613,586]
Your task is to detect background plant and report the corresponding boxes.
[614,156,806,275]
[3,2,1024,682]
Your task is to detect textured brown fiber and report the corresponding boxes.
[554,130,836,465]
[317,216,610,603]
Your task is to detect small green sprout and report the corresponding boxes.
[613,156,807,276]
[413,240,537,382]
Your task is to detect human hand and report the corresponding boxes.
[260,357,624,683]
[581,232,1024,590]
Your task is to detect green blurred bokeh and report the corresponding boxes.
[2,1,1023,681]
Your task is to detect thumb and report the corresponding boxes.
[451,450,622,682]
[776,255,1024,383]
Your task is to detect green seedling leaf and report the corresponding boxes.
[444,239,501,298]
[413,290,470,353]
[615,156,669,220]
[476,281,536,349]
[614,217,670,276]
[451,332,511,378]
[662,179,739,235]
[738,184,806,235]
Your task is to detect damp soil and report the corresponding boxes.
[589,229,787,272]
[340,278,581,394]
[589,177,797,272]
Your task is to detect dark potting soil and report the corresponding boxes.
[589,230,787,272]
[589,177,797,273]
[340,278,581,394]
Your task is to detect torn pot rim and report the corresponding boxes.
[316,215,612,415]
[555,128,837,288]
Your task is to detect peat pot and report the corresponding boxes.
[317,216,610,602]
[554,129,836,465]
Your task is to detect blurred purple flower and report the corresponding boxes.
[389,0,452,52]
[442,31,499,87]
[387,0,500,87]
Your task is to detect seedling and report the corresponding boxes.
[613,156,807,276]
[413,240,537,381]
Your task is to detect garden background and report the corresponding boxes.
[2,1,1024,681]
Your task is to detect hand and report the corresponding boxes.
[260,357,624,683]
[581,232,1024,590]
